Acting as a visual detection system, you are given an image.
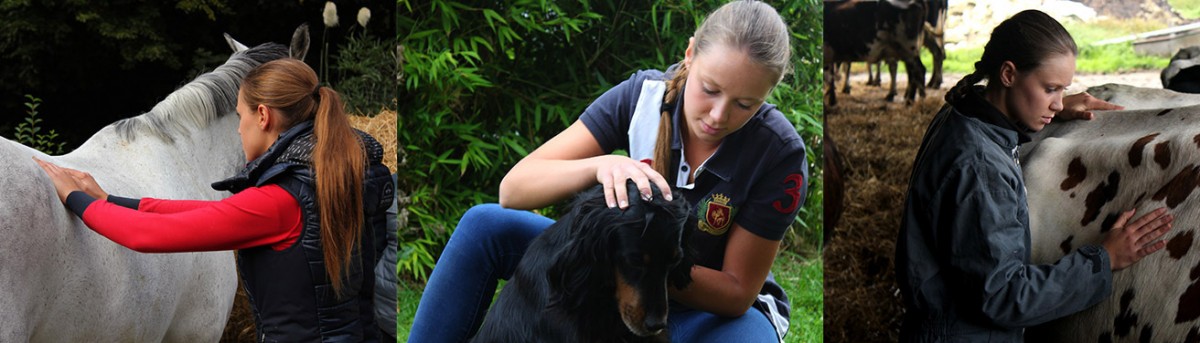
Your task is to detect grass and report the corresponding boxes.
[924,17,1170,75]
[397,281,421,339]
[776,250,824,343]
[1170,0,1200,19]
[395,252,825,342]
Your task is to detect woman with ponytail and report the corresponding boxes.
[35,58,394,342]
[409,1,806,342]
[896,10,1174,341]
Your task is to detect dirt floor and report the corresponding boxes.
[822,71,1158,342]
[219,109,397,342]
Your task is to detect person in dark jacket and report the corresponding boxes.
[896,9,1175,342]
[35,58,393,342]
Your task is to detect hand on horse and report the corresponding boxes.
[1058,92,1124,121]
[63,167,107,200]
[595,155,673,209]
[1102,207,1173,271]
[32,157,84,204]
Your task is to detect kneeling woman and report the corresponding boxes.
[35,59,393,342]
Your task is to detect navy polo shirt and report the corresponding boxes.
[580,67,809,270]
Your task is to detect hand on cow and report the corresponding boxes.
[1058,92,1124,121]
[595,155,673,210]
[32,157,83,204]
[1102,207,1173,270]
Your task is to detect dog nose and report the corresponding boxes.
[644,317,666,333]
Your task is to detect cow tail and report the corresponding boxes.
[654,63,690,179]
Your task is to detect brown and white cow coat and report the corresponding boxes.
[1021,99,1200,342]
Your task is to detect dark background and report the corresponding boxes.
[0,0,394,150]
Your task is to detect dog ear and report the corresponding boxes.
[668,211,697,289]
[547,187,619,311]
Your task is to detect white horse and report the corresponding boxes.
[0,27,307,342]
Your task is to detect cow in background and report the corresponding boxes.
[860,0,945,91]
[825,0,927,106]
[922,0,947,89]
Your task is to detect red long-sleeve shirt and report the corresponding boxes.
[66,185,302,253]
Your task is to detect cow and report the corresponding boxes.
[1018,103,1200,342]
[823,132,845,250]
[824,0,927,106]
[922,0,947,89]
[1163,46,1200,93]
[1087,83,1200,110]
[864,0,945,89]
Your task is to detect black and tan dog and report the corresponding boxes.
[472,181,694,342]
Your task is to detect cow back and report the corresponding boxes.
[1020,105,1200,342]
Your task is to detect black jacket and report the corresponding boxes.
[213,121,394,342]
[896,87,1112,342]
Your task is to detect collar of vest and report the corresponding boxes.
[212,120,316,193]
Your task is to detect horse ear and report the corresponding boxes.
[223,33,249,53]
[290,23,311,61]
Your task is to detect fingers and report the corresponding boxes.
[598,158,673,209]
[1131,213,1172,247]
[1086,96,1124,111]
[1110,208,1137,231]
[32,156,61,176]
[1138,240,1167,258]
[635,161,673,202]
[599,172,617,208]
[1126,208,1168,233]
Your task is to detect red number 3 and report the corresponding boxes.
[772,174,803,214]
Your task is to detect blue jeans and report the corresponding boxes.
[406,203,779,343]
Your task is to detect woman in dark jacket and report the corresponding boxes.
[36,58,393,342]
[896,9,1174,342]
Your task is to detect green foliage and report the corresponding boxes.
[398,0,824,281]
[333,31,399,115]
[1169,0,1200,20]
[0,1,229,75]
[775,251,823,343]
[936,19,1171,75]
[1076,41,1168,73]
[12,94,65,155]
[777,0,824,256]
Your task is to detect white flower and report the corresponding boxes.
[323,1,339,28]
[357,7,371,28]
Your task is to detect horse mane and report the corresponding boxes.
[112,42,290,144]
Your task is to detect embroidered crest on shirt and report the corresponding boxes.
[698,193,734,235]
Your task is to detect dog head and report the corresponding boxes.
[547,180,694,337]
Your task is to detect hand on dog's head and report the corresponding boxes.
[547,180,695,338]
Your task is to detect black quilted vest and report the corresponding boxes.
[212,121,394,342]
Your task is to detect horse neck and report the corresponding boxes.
[64,115,244,199]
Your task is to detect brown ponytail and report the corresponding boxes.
[652,1,790,180]
[240,59,365,297]
[654,62,690,179]
[312,86,365,297]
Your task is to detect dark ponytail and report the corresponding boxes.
[948,10,1076,103]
